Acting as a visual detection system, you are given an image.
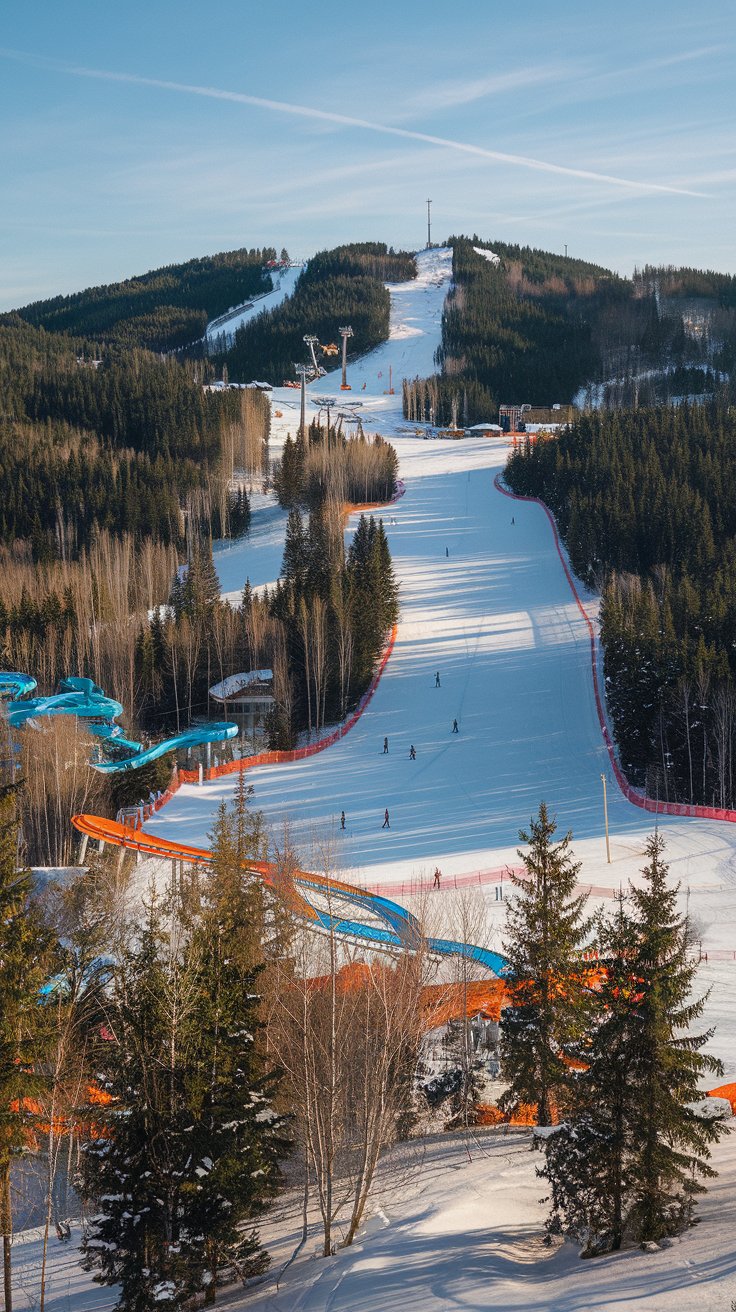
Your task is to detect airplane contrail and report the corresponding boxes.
[0,48,707,198]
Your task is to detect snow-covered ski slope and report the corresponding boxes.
[209,247,453,600]
[152,245,736,992]
[204,263,302,346]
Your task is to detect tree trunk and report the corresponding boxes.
[1,1164,13,1312]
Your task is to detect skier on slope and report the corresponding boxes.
[435,671,441,688]
[409,745,416,760]
[383,736,389,754]
[452,719,459,733]
[382,808,390,829]
[340,810,346,830]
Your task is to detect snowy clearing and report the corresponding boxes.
[19,1127,736,1311]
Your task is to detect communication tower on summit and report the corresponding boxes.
[339,325,354,390]
[426,198,432,249]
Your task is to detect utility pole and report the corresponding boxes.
[295,364,309,438]
[339,325,353,390]
[426,198,432,249]
[601,772,611,864]
[564,243,567,258]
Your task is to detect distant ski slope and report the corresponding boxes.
[205,263,302,347]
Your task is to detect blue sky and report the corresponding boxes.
[1,0,734,308]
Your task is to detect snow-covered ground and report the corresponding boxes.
[210,246,453,602]
[18,1127,736,1311]
[212,490,289,604]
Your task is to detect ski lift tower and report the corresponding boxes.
[295,363,310,438]
[314,396,337,440]
[339,325,354,390]
[303,334,320,376]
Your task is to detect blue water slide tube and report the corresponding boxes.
[89,723,144,755]
[91,722,239,773]
[0,672,38,699]
[7,689,125,728]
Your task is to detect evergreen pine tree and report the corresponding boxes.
[281,509,306,593]
[176,802,288,1302]
[180,542,221,620]
[626,832,723,1242]
[541,834,724,1254]
[500,803,592,1125]
[541,895,642,1254]
[82,798,287,1309]
[81,897,188,1311]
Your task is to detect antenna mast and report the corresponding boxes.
[426,198,432,249]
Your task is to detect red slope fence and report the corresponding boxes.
[494,473,736,828]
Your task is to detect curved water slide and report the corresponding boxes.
[71,814,509,979]
[2,671,238,773]
[6,677,124,728]
[0,672,37,699]
[90,722,239,773]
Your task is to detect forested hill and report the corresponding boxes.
[7,247,276,353]
[0,316,265,556]
[404,238,735,427]
[220,243,416,385]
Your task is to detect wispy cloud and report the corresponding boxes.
[397,65,568,116]
[0,47,707,198]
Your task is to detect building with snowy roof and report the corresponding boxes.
[209,669,274,743]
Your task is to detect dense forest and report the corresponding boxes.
[8,247,276,352]
[505,399,736,806]
[404,238,736,427]
[0,317,269,556]
[220,243,416,385]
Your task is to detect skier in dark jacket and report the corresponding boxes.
[409,744,416,760]
[382,808,390,829]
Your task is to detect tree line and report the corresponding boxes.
[134,504,398,750]
[220,243,416,385]
[0,318,270,557]
[505,399,736,806]
[8,248,276,353]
